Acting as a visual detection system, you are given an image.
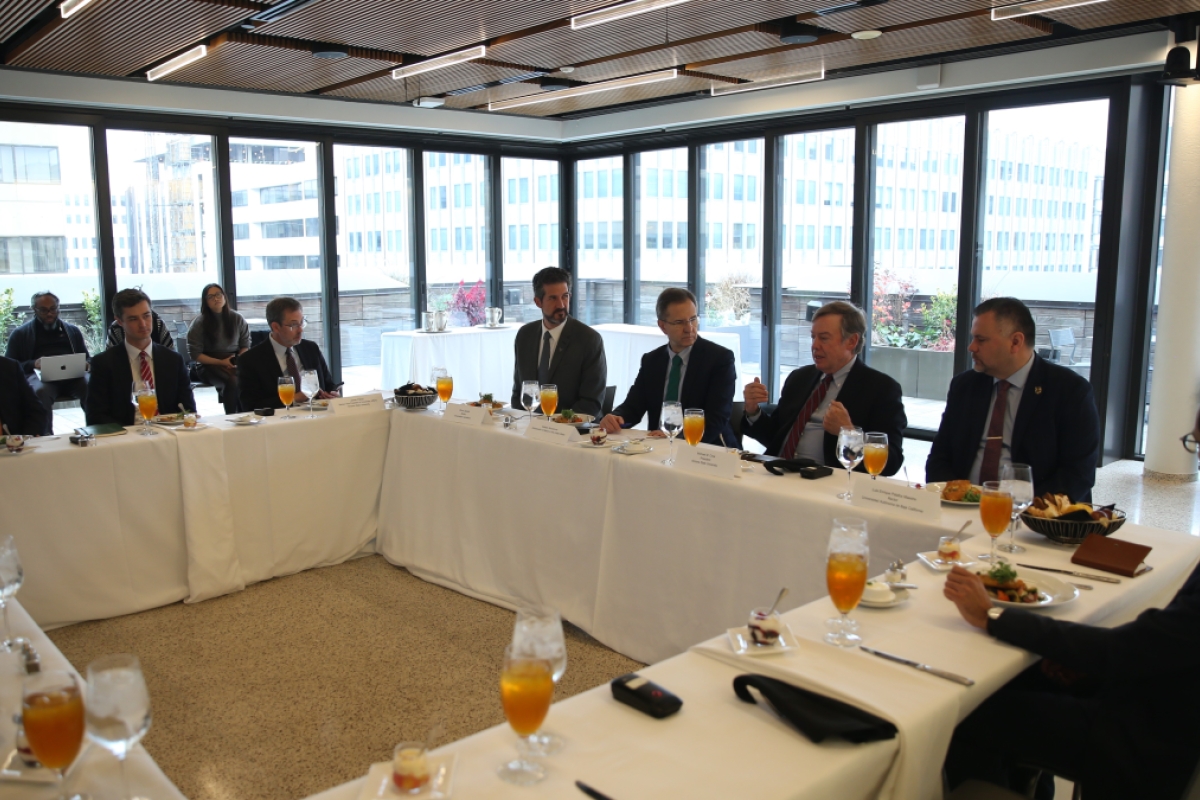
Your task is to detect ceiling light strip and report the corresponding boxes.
[392,46,487,81]
[59,0,98,18]
[146,45,208,81]
[571,0,692,30]
[488,69,678,111]
[710,64,825,96]
[990,0,1106,20]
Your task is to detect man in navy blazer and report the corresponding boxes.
[0,355,46,435]
[237,297,339,412]
[510,267,606,418]
[743,301,906,475]
[941,410,1200,800]
[926,297,1099,501]
[599,288,737,446]
[86,289,195,426]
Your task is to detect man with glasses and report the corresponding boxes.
[599,287,737,446]
[926,296,1100,501]
[4,291,90,435]
[510,267,606,418]
[742,300,907,474]
[237,296,338,412]
[942,408,1200,800]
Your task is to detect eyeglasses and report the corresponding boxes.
[34,305,59,314]
[661,315,700,328]
[282,317,308,331]
[1182,433,1199,454]
[205,291,224,300]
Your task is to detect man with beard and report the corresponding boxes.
[510,267,607,418]
[4,291,90,435]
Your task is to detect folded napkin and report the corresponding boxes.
[733,673,898,744]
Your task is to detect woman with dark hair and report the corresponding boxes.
[186,283,250,414]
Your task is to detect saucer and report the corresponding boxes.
[176,423,212,431]
[726,624,799,656]
[230,415,266,426]
[358,755,456,799]
[858,585,910,608]
[917,551,976,572]
[612,443,654,455]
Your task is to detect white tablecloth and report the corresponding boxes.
[380,327,518,399]
[379,411,962,664]
[595,324,743,413]
[308,524,1200,800]
[3,406,391,628]
[0,601,186,800]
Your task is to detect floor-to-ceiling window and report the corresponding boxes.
[634,148,687,325]
[228,137,324,350]
[778,128,855,386]
[979,100,1108,395]
[575,156,624,326]
[701,138,763,386]
[333,144,413,395]
[0,121,103,358]
[502,157,559,324]
[423,151,488,326]
[868,117,965,431]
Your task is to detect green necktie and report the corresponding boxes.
[665,354,683,402]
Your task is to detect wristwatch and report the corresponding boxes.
[987,607,1004,622]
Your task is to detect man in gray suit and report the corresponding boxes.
[511,267,607,418]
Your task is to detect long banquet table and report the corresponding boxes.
[0,600,186,800]
[307,523,1200,800]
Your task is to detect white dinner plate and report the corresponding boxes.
[151,415,187,426]
[916,551,977,572]
[973,567,1079,608]
[175,423,212,431]
[230,415,266,426]
[357,755,456,799]
[925,482,983,506]
[726,624,799,656]
[612,443,654,456]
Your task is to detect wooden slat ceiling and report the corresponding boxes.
[0,0,1183,119]
[0,0,47,44]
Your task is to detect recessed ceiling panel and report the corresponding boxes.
[160,40,394,94]
[327,61,541,103]
[488,74,712,117]
[810,0,997,34]
[567,30,782,83]
[1044,0,1200,28]
[9,0,249,77]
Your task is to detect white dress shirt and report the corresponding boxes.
[125,340,155,391]
[968,352,1035,484]
[661,344,693,401]
[794,356,857,465]
[537,319,566,372]
[270,335,296,376]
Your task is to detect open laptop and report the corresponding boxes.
[39,354,87,381]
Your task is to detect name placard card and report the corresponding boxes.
[850,473,941,521]
[327,393,385,416]
[445,403,491,426]
[674,442,740,480]
[525,417,583,445]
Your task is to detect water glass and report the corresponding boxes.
[661,402,683,466]
[512,606,566,756]
[836,426,864,501]
[86,654,152,800]
[999,463,1034,554]
[301,369,320,418]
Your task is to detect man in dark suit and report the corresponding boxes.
[742,301,906,475]
[0,355,46,436]
[4,291,90,434]
[598,287,737,446]
[237,296,338,412]
[926,297,1099,501]
[942,409,1200,800]
[86,289,195,426]
[510,267,606,418]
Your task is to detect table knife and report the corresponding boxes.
[1015,563,1121,584]
[576,780,615,800]
[860,646,975,686]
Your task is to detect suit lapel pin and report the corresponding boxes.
[1034,386,1042,395]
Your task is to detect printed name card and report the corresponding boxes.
[444,403,491,426]
[327,393,385,416]
[850,473,941,521]
[525,417,583,445]
[674,442,740,480]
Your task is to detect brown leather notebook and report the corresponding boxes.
[1071,534,1152,577]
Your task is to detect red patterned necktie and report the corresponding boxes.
[979,379,1011,484]
[139,350,154,390]
[781,373,834,460]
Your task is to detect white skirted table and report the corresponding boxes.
[379,326,518,399]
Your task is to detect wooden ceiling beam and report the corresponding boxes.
[1,6,67,65]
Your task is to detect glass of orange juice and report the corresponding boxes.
[863,432,888,479]
[497,645,554,785]
[134,385,158,436]
[979,481,1014,562]
[539,384,558,419]
[824,518,868,648]
[683,408,705,447]
[278,376,296,419]
[22,670,85,792]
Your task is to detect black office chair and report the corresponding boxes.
[730,400,745,439]
[601,385,616,417]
